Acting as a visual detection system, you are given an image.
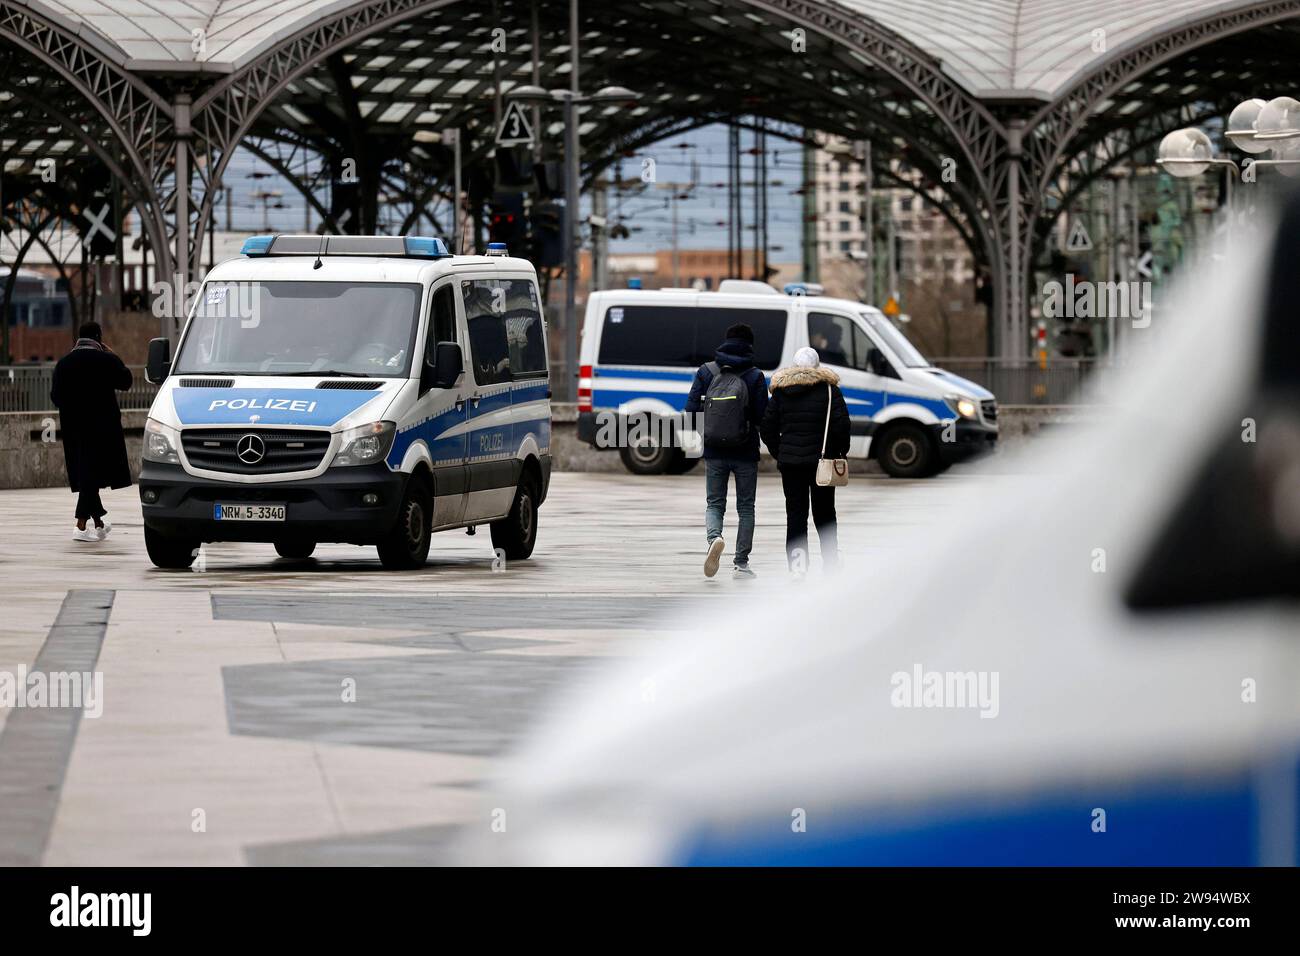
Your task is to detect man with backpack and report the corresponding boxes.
[684,322,769,579]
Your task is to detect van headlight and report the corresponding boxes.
[143,418,181,464]
[945,395,978,420]
[333,421,396,467]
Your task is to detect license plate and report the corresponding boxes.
[213,503,286,522]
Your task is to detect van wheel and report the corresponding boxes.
[877,424,936,478]
[376,476,432,570]
[275,541,316,560]
[145,525,200,570]
[490,473,539,560]
[619,437,672,475]
[665,450,700,475]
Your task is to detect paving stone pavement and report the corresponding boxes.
[0,468,1012,864]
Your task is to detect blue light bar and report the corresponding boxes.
[241,235,275,256]
[485,242,508,257]
[628,277,643,289]
[240,234,453,259]
[404,236,452,258]
[783,282,824,296]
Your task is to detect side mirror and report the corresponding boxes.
[146,337,171,384]
[430,341,463,389]
[867,347,893,378]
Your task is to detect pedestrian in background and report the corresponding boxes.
[760,346,850,577]
[50,322,133,541]
[684,322,769,579]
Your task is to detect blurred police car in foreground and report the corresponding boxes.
[473,195,1300,865]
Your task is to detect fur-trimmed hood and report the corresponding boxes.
[769,364,840,391]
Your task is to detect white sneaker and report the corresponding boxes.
[704,537,725,578]
[72,527,99,542]
[95,519,112,540]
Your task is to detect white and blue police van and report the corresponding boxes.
[139,235,551,570]
[576,280,997,477]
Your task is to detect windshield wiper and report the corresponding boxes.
[276,370,376,378]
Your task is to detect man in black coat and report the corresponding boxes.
[50,322,134,541]
[759,346,851,574]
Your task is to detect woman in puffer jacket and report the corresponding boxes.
[759,347,851,574]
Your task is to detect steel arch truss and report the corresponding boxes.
[0,0,177,275]
[176,0,1008,289]
[992,1,1300,353]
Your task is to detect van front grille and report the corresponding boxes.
[179,378,235,388]
[181,428,331,474]
[981,400,998,424]
[316,380,383,390]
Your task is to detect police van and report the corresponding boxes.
[576,280,997,477]
[139,235,551,570]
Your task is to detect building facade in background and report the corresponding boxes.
[812,136,985,357]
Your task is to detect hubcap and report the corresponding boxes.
[519,493,533,539]
[893,438,919,467]
[629,439,660,464]
[406,501,424,547]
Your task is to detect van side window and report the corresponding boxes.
[460,278,546,386]
[505,280,547,379]
[454,277,514,385]
[597,305,785,369]
[692,309,785,367]
[808,311,868,371]
[426,283,457,365]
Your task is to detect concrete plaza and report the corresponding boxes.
[0,468,1006,865]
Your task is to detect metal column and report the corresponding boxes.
[172,94,192,341]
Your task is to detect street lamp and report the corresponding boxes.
[508,83,641,402]
[1158,95,1300,190]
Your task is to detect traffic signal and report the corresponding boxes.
[532,199,564,267]
[488,193,526,250]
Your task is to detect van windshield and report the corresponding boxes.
[860,310,928,368]
[173,281,422,377]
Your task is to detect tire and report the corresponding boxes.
[376,475,432,570]
[619,434,673,475]
[877,423,937,478]
[490,473,539,561]
[665,449,700,475]
[145,525,200,570]
[275,540,316,559]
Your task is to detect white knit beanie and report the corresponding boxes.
[794,346,820,368]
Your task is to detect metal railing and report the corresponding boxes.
[927,358,1104,405]
[0,365,158,413]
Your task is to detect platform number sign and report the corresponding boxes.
[496,101,535,147]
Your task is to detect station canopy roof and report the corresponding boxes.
[21,0,1275,100]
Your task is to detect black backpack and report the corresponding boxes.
[701,362,751,448]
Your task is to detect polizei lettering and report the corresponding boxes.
[208,398,318,413]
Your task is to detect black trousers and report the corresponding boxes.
[780,465,838,570]
[75,486,106,521]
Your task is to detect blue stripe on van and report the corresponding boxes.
[677,758,1291,866]
[594,366,696,382]
[388,403,466,467]
[511,380,550,403]
[592,389,689,412]
[888,394,953,418]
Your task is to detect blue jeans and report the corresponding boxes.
[705,458,757,567]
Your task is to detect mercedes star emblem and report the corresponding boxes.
[236,433,266,465]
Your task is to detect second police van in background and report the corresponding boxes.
[138,235,550,571]
[576,280,998,477]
